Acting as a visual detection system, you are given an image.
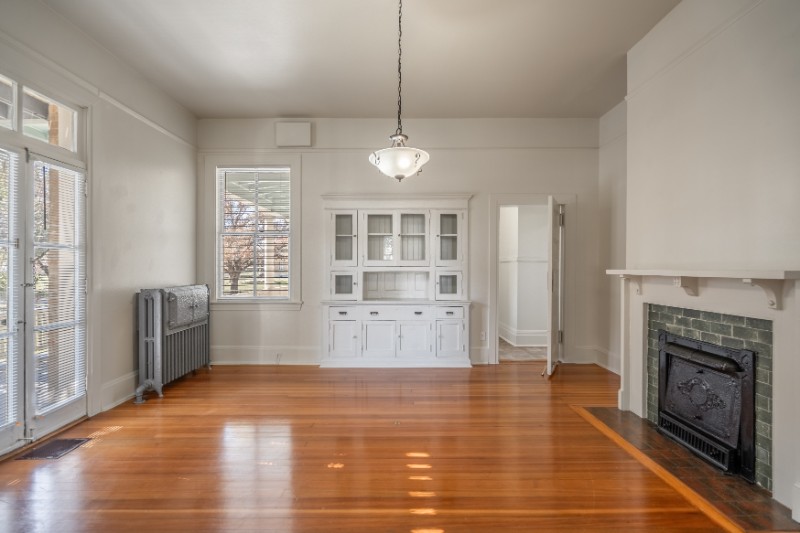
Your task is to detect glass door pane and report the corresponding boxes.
[436,272,462,301]
[366,214,393,262]
[333,212,355,265]
[438,213,458,263]
[29,159,86,424]
[331,272,357,300]
[399,213,426,264]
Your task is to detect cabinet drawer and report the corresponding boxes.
[360,306,431,320]
[329,307,358,320]
[398,307,430,320]
[435,306,464,319]
[360,306,401,320]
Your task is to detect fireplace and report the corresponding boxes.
[608,270,796,513]
[657,329,755,483]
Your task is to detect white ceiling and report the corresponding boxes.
[41,0,680,119]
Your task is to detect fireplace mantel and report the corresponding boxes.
[608,268,800,514]
[607,269,800,310]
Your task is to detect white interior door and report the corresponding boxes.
[545,197,564,376]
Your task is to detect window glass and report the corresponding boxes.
[0,75,14,131]
[218,168,291,299]
[22,88,77,152]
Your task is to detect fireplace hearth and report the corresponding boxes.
[657,330,755,482]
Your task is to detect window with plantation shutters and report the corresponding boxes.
[217,167,292,299]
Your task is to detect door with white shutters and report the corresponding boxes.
[24,157,87,439]
[0,148,87,454]
[0,147,25,453]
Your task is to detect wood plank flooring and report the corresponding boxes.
[0,364,731,532]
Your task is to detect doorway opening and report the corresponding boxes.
[497,205,549,363]
[488,195,565,375]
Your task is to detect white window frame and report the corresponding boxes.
[0,77,86,169]
[203,153,302,310]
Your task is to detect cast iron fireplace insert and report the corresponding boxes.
[657,330,755,483]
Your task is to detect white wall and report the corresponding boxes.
[198,117,601,365]
[623,0,800,510]
[499,206,548,346]
[597,101,627,373]
[626,0,800,270]
[498,206,519,338]
[0,0,198,413]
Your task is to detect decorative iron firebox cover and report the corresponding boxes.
[663,356,742,448]
[658,330,756,482]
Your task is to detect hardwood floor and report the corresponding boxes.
[0,364,730,532]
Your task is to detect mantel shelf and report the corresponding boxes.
[606,269,800,310]
[606,269,800,280]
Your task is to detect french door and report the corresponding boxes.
[0,146,87,453]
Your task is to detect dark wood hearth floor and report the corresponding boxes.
[583,406,799,532]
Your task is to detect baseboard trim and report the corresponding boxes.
[101,371,138,411]
[212,345,319,365]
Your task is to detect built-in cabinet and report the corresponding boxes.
[324,303,469,367]
[321,194,471,368]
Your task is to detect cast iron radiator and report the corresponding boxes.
[135,285,210,403]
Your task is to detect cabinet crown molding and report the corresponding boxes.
[322,193,473,210]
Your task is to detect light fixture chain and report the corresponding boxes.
[396,0,403,136]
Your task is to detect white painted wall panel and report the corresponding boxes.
[627,0,800,269]
[92,101,196,410]
[598,101,627,373]
[198,118,600,365]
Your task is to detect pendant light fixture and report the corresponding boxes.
[369,0,430,182]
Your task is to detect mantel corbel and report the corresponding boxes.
[619,274,642,295]
[742,278,783,310]
[672,276,698,297]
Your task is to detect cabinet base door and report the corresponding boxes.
[362,321,396,358]
[329,321,359,358]
[436,320,466,358]
[397,321,433,357]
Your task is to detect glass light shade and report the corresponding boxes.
[369,134,430,181]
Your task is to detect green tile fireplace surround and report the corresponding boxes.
[646,304,773,491]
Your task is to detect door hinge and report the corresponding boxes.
[84,179,89,198]
[558,330,564,344]
[559,213,564,227]
[84,277,89,294]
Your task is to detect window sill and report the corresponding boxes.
[211,301,304,312]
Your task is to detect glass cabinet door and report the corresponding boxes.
[434,211,462,267]
[331,271,358,300]
[435,271,463,300]
[362,212,395,266]
[331,211,357,267]
[398,212,429,266]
